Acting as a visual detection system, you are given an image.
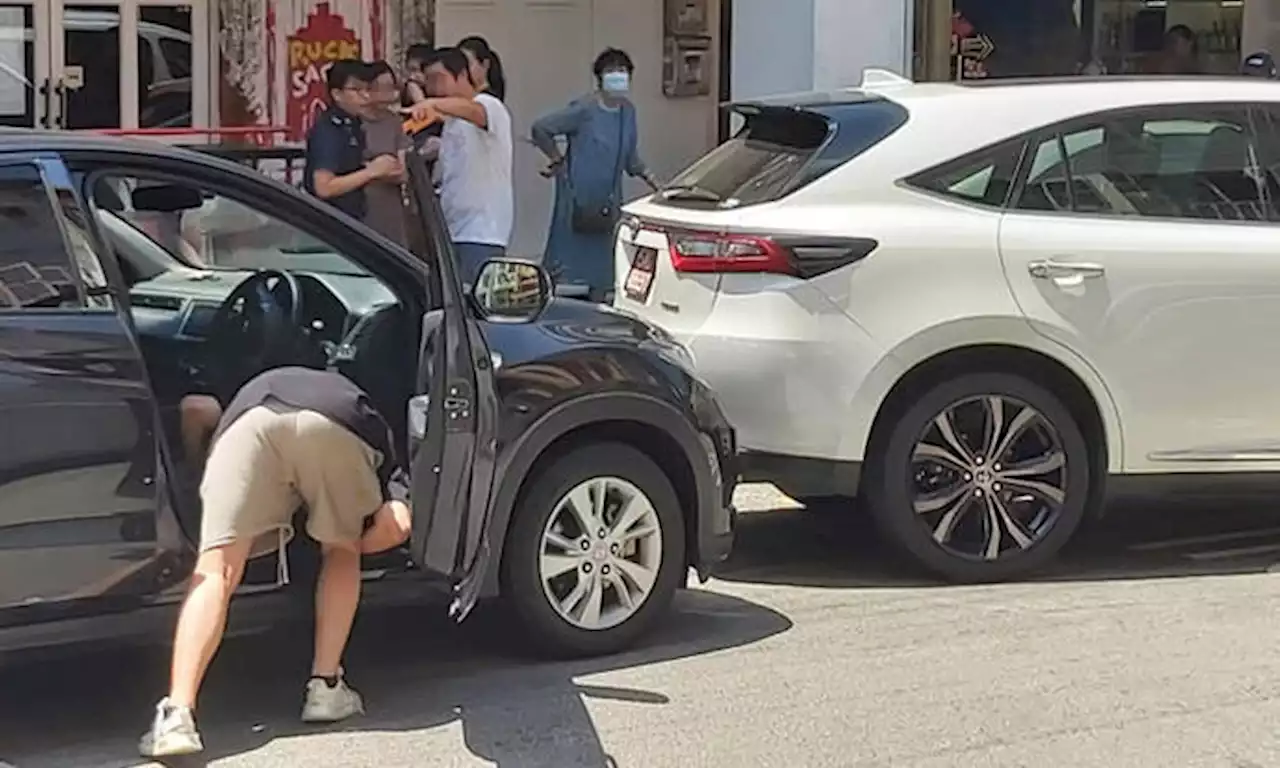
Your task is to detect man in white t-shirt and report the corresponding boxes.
[407,46,513,284]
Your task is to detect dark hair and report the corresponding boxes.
[425,47,472,82]
[367,59,395,81]
[405,42,434,67]
[592,47,634,81]
[326,58,368,94]
[458,35,507,101]
[1166,24,1198,50]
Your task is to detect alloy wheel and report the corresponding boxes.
[910,394,1068,561]
[538,476,664,631]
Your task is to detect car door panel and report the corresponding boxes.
[0,157,164,625]
[404,157,497,620]
[999,105,1280,473]
[1001,212,1280,473]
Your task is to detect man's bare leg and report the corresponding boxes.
[140,538,252,758]
[312,543,361,677]
[180,395,222,466]
[303,542,366,722]
[169,539,253,707]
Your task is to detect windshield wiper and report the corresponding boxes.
[659,185,723,203]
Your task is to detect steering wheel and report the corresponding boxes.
[205,269,303,388]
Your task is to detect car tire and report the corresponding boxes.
[864,372,1091,583]
[501,443,687,658]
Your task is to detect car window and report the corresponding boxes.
[905,138,1024,207]
[157,37,190,79]
[1243,105,1280,220]
[1015,107,1271,222]
[0,163,100,310]
[660,98,908,208]
[97,175,372,277]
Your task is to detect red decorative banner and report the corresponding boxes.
[286,2,361,142]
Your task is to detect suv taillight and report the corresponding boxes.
[668,231,795,275]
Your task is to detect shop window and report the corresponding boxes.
[905,138,1024,207]
[925,0,1246,81]
[1015,108,1270,222]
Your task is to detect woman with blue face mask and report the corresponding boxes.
[532,47,659,302]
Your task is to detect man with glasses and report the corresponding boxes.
[303,59,403,220]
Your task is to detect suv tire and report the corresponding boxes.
[502,443,687,658]
[865,372,1091,583]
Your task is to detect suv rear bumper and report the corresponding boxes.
[740,451,862,500]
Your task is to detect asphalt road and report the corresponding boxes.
[4,486,1280,767]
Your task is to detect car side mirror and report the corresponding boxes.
[470,258,551,322]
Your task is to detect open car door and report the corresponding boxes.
[402,156,500,621]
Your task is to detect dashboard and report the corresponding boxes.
[128,267,403,407]
[129,268,399,345]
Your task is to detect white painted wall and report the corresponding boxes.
[730,0,911,100]
[1243,0,1280,60]
[730,0,814,99]
[811,0,911,90]
[435,0,721,259]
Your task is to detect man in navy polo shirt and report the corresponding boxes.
[304,59,403,218]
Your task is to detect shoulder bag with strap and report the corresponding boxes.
[568,102,627,235]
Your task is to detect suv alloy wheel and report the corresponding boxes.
[865,372,1092,583]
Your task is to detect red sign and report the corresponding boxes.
[286,3,361,142]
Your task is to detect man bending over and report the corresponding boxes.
[140,367,412,758]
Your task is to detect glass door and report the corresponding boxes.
[55,0,124,129]
[46,0,207,135]
[0,2,49,128]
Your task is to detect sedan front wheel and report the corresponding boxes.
[502,443,686,658]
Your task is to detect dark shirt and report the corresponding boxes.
[213,367,408,502]
[362,114,411,246]
[303,105,368,220]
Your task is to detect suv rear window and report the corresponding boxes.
[656,97,909,208]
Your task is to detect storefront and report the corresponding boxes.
[0,0,722,254]
[0,0,209,131]
[914,0,1250,81]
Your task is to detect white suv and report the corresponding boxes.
[614,70,1280,582]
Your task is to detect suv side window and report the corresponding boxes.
[1015,107,1271,222]
[905,138,1024,208]
[1244,104,1280,222]
[0,163,100,310]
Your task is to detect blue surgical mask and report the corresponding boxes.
[601,71,630,95]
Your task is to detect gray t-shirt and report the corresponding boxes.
[363,114,410,247]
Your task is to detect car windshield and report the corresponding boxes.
[107,186,373,278]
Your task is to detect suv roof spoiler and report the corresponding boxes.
[860,68,913,91]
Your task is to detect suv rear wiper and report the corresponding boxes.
[659,185,723,203]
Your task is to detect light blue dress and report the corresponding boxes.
[531,95,648,297]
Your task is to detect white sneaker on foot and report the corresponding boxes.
[301,675,365,723]
[138,697,203,758]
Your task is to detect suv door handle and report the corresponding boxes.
[1028,259,1106,279]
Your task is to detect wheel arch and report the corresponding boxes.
[838,317,1124,474]
[480,393,704,597]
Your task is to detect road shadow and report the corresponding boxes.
[714,493,1280,590]
[0,588,790,768]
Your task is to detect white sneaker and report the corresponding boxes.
[138,697,203,758]
[301,675,365,723]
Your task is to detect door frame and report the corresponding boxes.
[403,154,500,620]
[45,0,209,134]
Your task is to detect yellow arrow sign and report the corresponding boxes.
[960,34,995,61]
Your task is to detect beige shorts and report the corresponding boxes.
[199,402,384,560]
